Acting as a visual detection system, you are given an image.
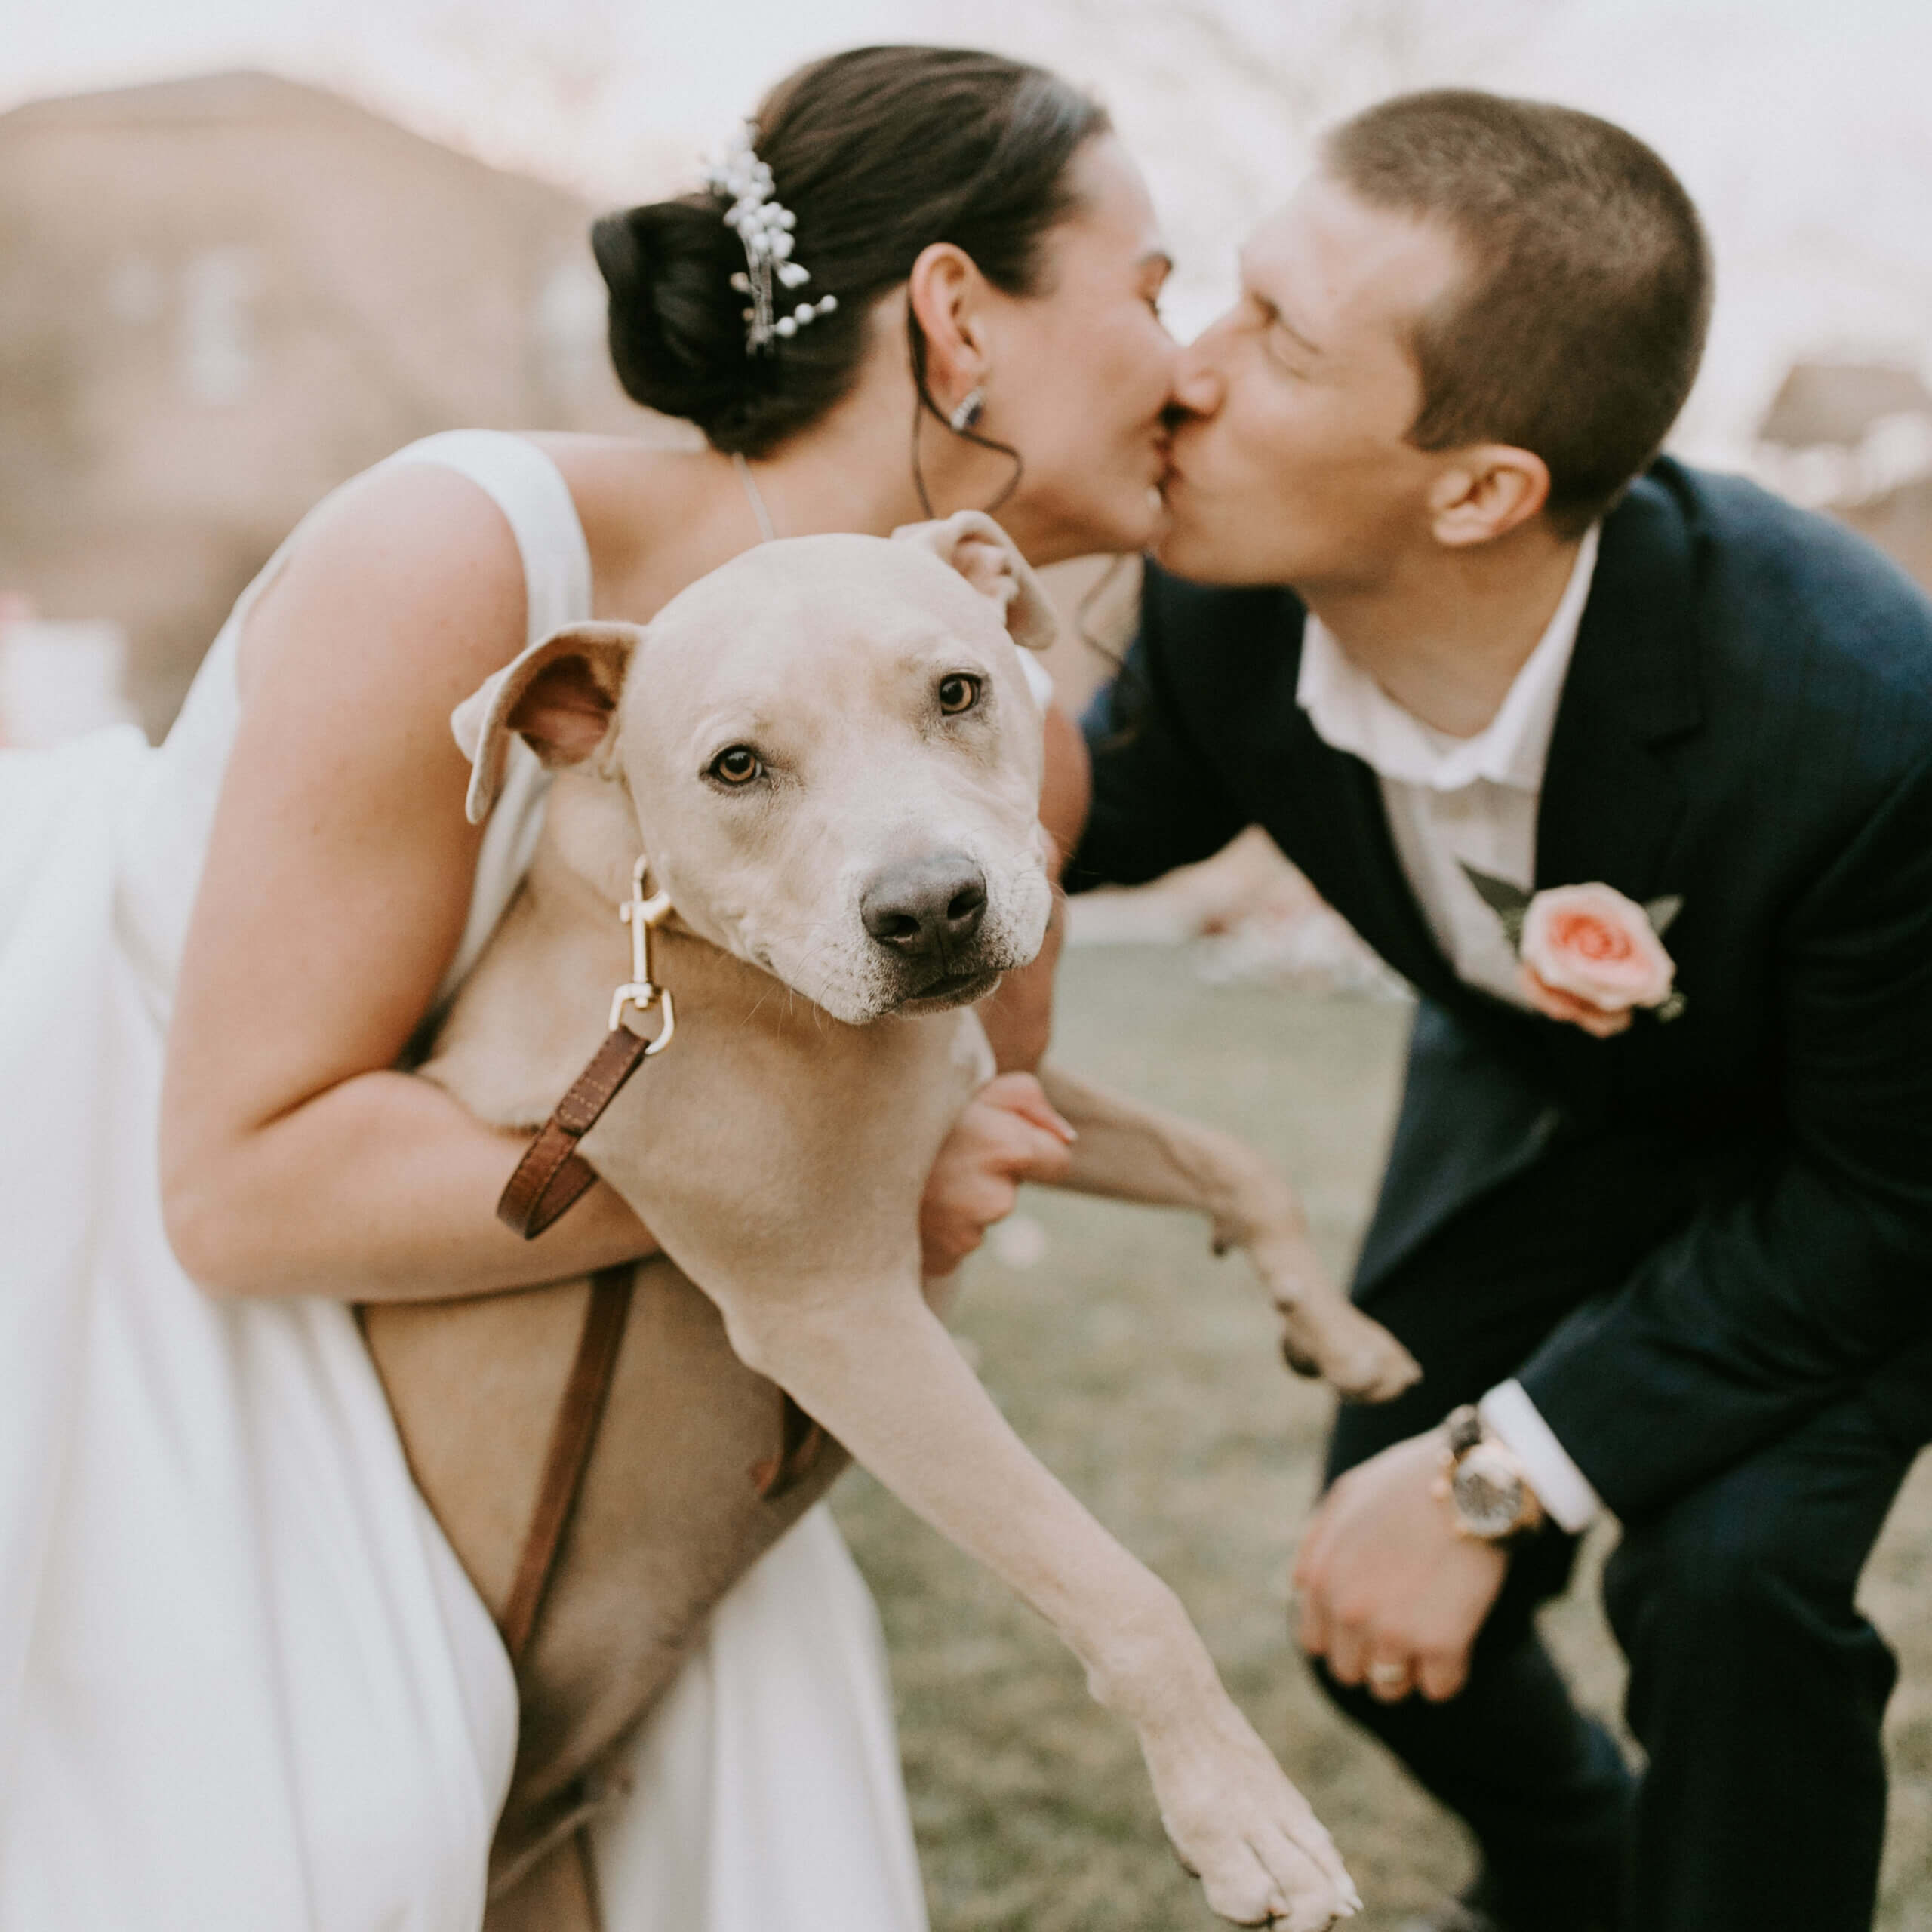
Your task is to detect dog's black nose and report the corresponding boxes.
[861,853,989,961]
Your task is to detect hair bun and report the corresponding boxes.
[591,198,761,438]
[588,205,647,305]
[590,48,1105,459]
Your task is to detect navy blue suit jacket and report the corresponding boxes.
[1071,460,1932,1518]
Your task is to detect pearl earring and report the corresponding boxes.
[948,386,986,434]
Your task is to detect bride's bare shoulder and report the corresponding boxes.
[235,457,530,703]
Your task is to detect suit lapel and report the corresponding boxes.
[1271,706,1470,1008]
[1331,752,1469,1005]
[1531,472,1706,1095]
[1536,476,1703,897]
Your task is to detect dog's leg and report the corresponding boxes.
[1035,1065,1421,1403]
[572,979,1358,1923]
[718,1278,1359,1930]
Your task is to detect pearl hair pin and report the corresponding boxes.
[703,122,838,355]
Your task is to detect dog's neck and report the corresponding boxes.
[537,772,654,914]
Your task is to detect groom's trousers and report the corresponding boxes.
[1312,1126,1924,1932]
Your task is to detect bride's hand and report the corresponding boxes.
[919,1072,1076,1277]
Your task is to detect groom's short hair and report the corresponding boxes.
[1325,91,1712,537]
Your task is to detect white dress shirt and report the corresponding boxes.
[1296,528,1607,1531]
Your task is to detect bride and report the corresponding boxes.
[0,42,1263,1932]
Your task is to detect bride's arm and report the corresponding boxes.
[159,463,657,1303]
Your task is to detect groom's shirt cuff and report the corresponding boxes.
[1478,1380,1604,1534]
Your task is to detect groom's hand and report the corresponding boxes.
[1293,1432,1509,1703]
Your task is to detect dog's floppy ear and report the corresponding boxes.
[451,621,641,823]
[891,510,1057,653]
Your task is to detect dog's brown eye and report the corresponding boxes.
[938,673,981,715]
[710,746,762,786]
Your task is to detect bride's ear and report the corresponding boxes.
[892,510,1057,653]
[906,242,991,396]
[451,622,641,823]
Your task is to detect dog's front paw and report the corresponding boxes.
[1275,1294,1421,1404]
[1236,1223,1421,1404]
[1143,1708,1361,1929]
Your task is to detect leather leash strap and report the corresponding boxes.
[497,1026,654,1240]
[493,1017,663,1663]
[484,867,673,1921]
[498,1261,636,1667]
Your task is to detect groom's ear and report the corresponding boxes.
[1427,446,1552,548]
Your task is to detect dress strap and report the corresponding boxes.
[383,430,595,642]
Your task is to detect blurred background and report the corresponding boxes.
[3,0,1927,1924]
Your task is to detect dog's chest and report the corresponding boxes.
[946,1008,998,1104]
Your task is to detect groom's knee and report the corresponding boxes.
[1602,1463,1892,1702]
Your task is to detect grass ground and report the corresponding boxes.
[830,945,1932,1932]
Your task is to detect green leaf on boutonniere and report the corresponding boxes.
[1656,989,1689,1023]
[1459,862,1532,951]
[1644,894,1684,937]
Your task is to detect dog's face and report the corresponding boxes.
[455,514,1057,1025]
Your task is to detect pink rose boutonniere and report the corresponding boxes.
[1462,866,1687,1039]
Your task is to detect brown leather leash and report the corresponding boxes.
[496,1026,657,1242]
[497,1260,635,1664]
[477,861,687,1926]
[494,859,675,1668]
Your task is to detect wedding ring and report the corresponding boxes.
[1366,1660,1410,1688]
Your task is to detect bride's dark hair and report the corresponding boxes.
[591,45,1109,457]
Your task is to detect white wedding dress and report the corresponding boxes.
[0,430,928,1932]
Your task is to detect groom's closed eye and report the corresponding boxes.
[1251,294,1321,369]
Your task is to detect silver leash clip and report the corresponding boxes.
[611,854,677,1052]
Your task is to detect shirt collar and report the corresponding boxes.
[1296,524,1601,793]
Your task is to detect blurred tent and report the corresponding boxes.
[0,69,657,734]
[1759,361,1932,453]
[1837,473,1932,595]
[1751,357,1932,595]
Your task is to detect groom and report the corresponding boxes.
[1066,91,1932,1932]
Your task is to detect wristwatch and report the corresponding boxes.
[1435,1404,1545,1540]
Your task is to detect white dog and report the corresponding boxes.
[366,515,1413,1930]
